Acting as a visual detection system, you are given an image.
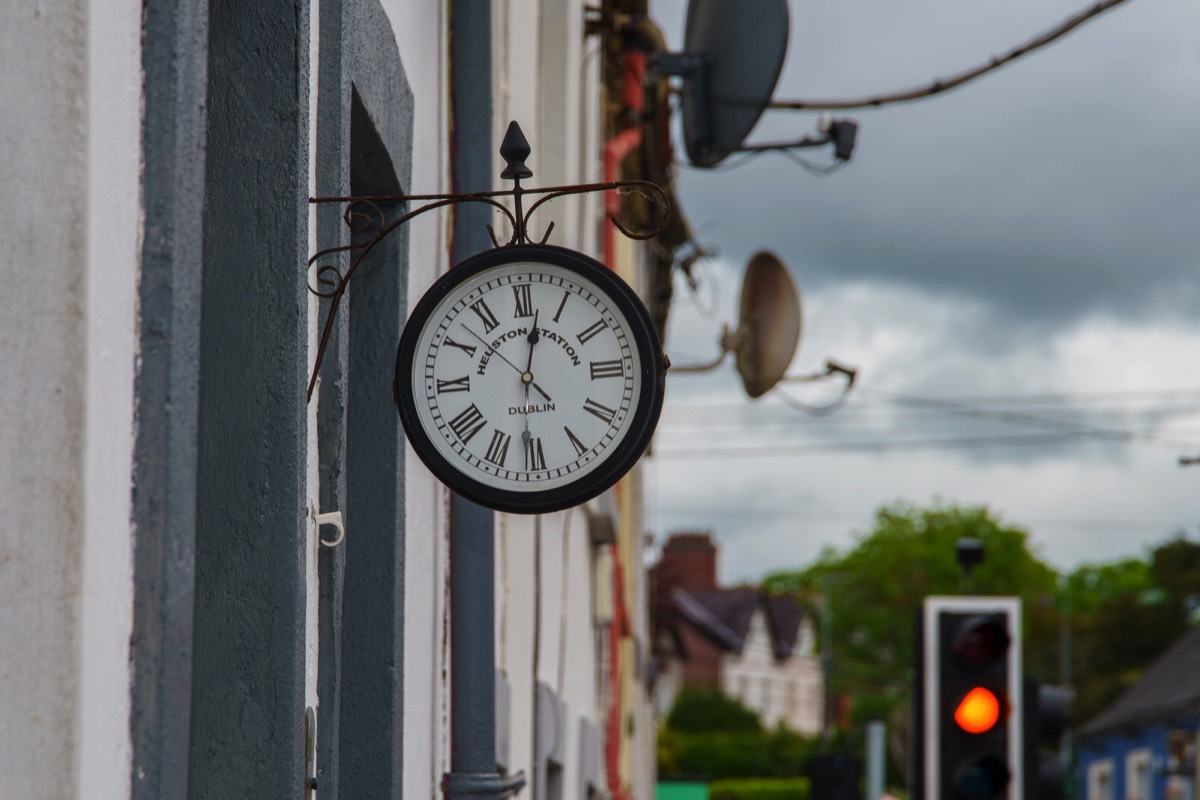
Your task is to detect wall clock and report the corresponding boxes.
[394,243,666,514]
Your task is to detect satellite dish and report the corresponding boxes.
[662,0,790,167]
[668,250,856,409]
[733,251,801,398]
[650,0,860,168]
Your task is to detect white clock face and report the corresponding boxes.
[407,258,647,495]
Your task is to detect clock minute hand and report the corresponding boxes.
[461,324,527,377]
[524,310,540,374]
[461,322,555,403]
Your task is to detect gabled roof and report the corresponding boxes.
[671,587,805,659]
[1078,623,1200,738]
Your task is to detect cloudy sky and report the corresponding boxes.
[644,0,1200,583]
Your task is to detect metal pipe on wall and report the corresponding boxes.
[444,2,524,797]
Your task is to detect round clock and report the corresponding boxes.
[394,243,666,514]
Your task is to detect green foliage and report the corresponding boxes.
[762,500,1200,742]
[763,502,1057,703]
[1068,533,1200,722]
[658,691,816,780]
[760,501,1059,782]
[658,726,816,779]
[709,777,811,800]
[667,690,762,734]
[1066,558,1153,615]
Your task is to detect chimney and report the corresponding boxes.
[657,532,718,594]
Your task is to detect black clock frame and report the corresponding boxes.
[393,243,665,515]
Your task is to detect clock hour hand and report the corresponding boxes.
[523,310,544,414]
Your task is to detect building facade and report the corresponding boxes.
[1077,625,1200,800]
[651,533,824,736]
[0,1,666,797]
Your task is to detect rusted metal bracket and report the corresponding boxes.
[305,120,671,402]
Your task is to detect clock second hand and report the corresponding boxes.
[460,322,555,404]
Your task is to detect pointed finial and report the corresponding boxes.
[500,121,533,181]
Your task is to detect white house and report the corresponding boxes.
[651,533,825,736]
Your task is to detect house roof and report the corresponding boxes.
[671,587,805,660]
[1078,623,1200,738]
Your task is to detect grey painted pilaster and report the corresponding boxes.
[313,1,414,796]
[131,0,208,796]
[189,0,310,796]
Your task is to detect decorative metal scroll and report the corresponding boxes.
[305,120,671,402]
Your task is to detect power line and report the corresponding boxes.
[856,388,1200,452]
[653,385,1200,455]
[654,431,1099,457]
[651,504,1192,533]
[768,0,1134,110]
[662,387,1200,415]
[659,406,1200,433]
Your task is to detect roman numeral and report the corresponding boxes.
[582,398,616,424]
[524,436,546,471]
[448,404,486,443]
[436,376,470,394]
[512,284,534,318]
[469,299,500,333]
[484,430,511,466]
[589,360,623,380]
[564,426,587,457]
[576,319,609,344]
[443,337,477,358]
[552,291,569,323]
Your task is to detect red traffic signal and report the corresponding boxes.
[954,687,1002,734]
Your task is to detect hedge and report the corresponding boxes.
[709,777,810,800]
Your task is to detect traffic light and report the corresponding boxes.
[922,596,1022,800]
[1023,677,1070,800]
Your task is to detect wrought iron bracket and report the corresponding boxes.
[305,120,671,402]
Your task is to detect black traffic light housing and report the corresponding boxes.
[1023,677,1070,800]
[921,597,1022,800]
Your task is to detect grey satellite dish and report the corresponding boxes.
[654,0,859,168]
[657,0,789,168]
[669,250,801,395]
[669,251,856,410]
[734,251,802,398]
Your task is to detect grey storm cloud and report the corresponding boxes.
[661,0,1200,332]
[648,0,1200,579]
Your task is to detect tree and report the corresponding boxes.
[764,501,1058,693]
[1068,534,1200,723]
[761,501,1061,778]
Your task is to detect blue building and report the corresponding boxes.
[1076,625,1200,800]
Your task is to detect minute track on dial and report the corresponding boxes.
[395,244,664,515]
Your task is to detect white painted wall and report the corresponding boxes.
[722,611,824,736]
[498,508,604,796]
[379,2,652,796]
[0,0,140,796]
[79,0,141,794]
[384,2,455,797]
[0,4,89,797]
[491,3,630,797]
